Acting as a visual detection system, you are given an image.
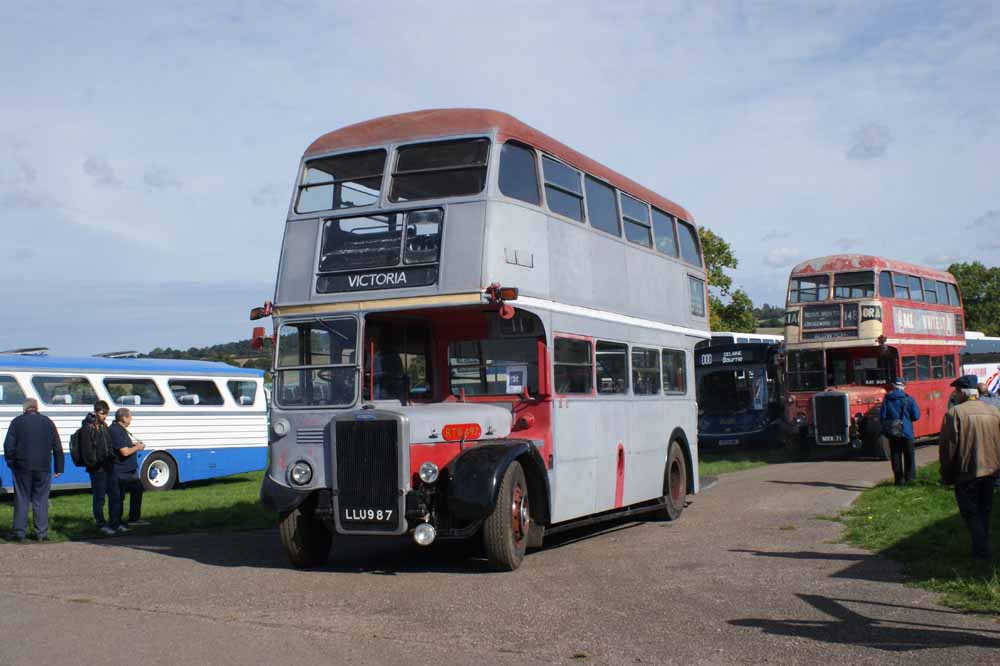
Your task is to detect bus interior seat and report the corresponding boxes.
[239,395,253,405]
[53,394,73,404]
[178,394,200,405]
[120,395,141,406]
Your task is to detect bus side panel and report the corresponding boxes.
[548,217,628,316]
[483,202,550,297]
[550,399,598,523]
[162,446,268,483]
[591,399,629,513]
[625,399,671,506]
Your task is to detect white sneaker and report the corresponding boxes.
[99,526,115,536]
[116,525,131,533]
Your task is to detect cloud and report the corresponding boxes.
[144,166,182,189]
[968,209,999,229]
[251,184,286,207]
[83,156,123,188]
[760,228,790,242]
[763,247,801,268]
[846,124,892,160]
[834,236,862,251]
[924,254,964,266]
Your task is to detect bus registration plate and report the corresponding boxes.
[343,508,394,523]
[719,439,740,447]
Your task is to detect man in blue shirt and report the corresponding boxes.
[108,408,146,531]
[4,398,63,542]
[880,379,921,485]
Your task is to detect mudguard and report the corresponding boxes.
[444,440,549,523]
[260,474,311,513]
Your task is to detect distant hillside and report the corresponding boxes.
[145,339,270,371]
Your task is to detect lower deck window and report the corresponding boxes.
[448,339,538,396]
[662,350,687,393]
[227,380,257,405]
[596,341,629,394]
[554,338,593,394]
[631,347,661,395]
[0,375,26,405]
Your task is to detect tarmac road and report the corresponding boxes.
[1,446,998,665]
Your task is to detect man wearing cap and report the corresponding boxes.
[880,378,921,485]
[939,374,1000,561]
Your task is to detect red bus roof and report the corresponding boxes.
[304,108,693,222]
[790,255,957,283]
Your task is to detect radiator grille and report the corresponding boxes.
[814,393,849,444]
[335,420,400,532]
[296,428,324,446]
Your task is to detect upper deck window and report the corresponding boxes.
[0,375,26,405]
[947,283,960,306]
[789,275,829,303]
[879,271,893,297]
[498,142,540,205]
[543,157,585,222]
[689,275,706,317]
[892,273,910,299]
[677,221,702,266]
[922,278,938,304]
[390,138,489,202]
[833,271,874,299]
[621,194,652,248]
[584,176,618,235]
[318,209,443,279]
[908,275,924,302]
[652,209,678,257]
[296,149,386,214]
[32,376,97,405]
[935,281,949,305]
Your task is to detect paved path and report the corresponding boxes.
[1,447,998,665]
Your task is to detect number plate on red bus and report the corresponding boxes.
[342,508,394,523]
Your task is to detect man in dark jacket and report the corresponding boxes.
[940,374,1000,561]
[108,407,146,532]
[3,398,63,542]
[80,400,118,535]
[880,379,921,484]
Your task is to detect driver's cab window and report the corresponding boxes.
[363,321,431,401]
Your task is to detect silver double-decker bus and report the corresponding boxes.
[256,109,710,570]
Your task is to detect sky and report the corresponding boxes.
[1,1,998,354]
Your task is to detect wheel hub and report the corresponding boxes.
[511,484,529,545]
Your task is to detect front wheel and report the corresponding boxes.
[482,461,529,571]
[140,452,178,491]
[278,505,332,569]
[654,441,687,521]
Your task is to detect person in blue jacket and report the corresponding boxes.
[880,379,921,484]
[3,398,64,542]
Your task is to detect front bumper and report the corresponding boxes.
[260,474,311,513]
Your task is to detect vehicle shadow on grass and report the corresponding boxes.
[730,593,1000,651]
[767,479,874,492]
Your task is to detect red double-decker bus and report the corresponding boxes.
[781,255,965,458]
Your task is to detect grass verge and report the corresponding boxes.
[0,471,274,543]
[841,462,999,614]
[699,448,791,477]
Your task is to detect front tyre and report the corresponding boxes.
[482,461,529,571]
[278,505,332,569]
[140,452,178,491]
[655,441,687,521]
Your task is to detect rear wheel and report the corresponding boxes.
[482,462,529,571]
[278,505,332,569]
[140,452,178,491]
[655,441,687,521]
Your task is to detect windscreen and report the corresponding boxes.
[275,318,358,407]
[788,275,829,303]
[786,350,825,391]
[697,366,766,415]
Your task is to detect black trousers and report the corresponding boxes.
[11,470,51,539]
[888,436,915,483]
[109,470,143,528]
[955,476,996,560]
[88,466,119,528]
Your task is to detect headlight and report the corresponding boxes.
[289,461,313,486]
[272,418,290,437]
[794,413,807,426]
[419,461,439,484]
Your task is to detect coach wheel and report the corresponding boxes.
[482,461,529,571]
[141,452,178,492]
[655,441,687,521]
[278,505,332,569]
[874,435,891,461]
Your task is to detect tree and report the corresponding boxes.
[699,226,756,332]
[948,261,1000,336]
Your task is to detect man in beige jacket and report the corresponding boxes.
[939,375,1000,561]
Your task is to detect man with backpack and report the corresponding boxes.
[880,379,921,485]
[3,398,63,542]
[76,400,118,535]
